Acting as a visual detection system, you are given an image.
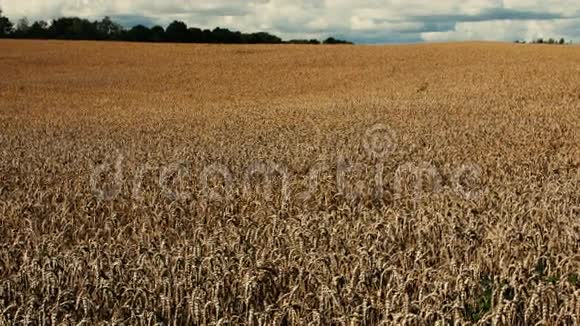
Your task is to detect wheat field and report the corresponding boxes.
[0,39,579,325]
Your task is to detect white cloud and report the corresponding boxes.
[422,20,527,42]
[0,0,578,43]
[421,18,577,42]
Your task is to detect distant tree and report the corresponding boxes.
[28,20,48,39]
[96,16,123,40]
[202,29,213,43]
[11,17,30,38]
[126,25,151,42]
[149,25,165,42]
[323,37,336,44]
[536,38,544,44]
[231,30,244,43]
[559,38,565,45]
[0,10,318,45]
[243,32,282,44]
[0,8,14,37]
[48,17,99,40]
[323,37,353,45]
[166,21,188,42]
[212,27,243,43]
[16,17,30,35]
[287,39,321,44]
[188,27,203,42]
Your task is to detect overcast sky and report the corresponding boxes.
[1,0,578,43]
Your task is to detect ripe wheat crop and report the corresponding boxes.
[0,39,578,325]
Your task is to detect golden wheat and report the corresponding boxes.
[0,39,578,325]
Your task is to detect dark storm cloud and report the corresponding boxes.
[414,8,568,24]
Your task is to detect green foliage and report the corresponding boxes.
[0,8,14,37]
[546,276,558,285]
[569,273,579,287]
[463,277,516,322]
[165,21,189,42]
[287,39,321,45]
[96,16,123,40]
[126,24,151,42]
[463,276,494,322]
[533,258,565,286]
[47,17,99,40]
[0,9,353,45]
[242,31,282,44]
[16,17,29,34]
[28,20,48,39]
[535,257,547,276]
[149,25,165,42]
[323,37,353,45]
[528,37,568,45]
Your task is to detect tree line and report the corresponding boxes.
[0,9,353,45]
[515,38,570,45]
